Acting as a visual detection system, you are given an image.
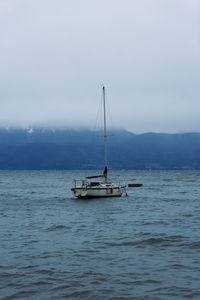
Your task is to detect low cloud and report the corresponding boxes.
[0,0,199,132]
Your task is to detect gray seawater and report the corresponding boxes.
[0,170,200,300]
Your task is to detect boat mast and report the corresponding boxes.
[103,86,108,182]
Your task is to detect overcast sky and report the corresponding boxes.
[0,0,199,133]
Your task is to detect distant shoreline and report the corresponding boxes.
[1,128,200,170]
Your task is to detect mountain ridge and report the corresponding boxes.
[0,127,200,170]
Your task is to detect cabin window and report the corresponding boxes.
[90,182,100,186]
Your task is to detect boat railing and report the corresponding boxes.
[118,180,126,188]
[73,179,126,189]
[73,179,88,188]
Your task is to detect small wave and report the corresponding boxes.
[141,237,172,246]
[163,178,173,181]
[137,232,152,237]
[182,213,193,217]
[163,198,186,202]
[143,221,169,226]
[104,235,185,248]
[19,265,37,270]
[131,279,163,286]
[171,263,189,270]
[147,187,161,191]
[35,268,56,275]
[45,225,71,231]
[184,241,200,249]
[178,191,187,194]
[147,286,200,298]
[63,290,93,298]
[32,280,51,286]
[186,291,200,298]
[170,263,199,271]
[0,272,26,279]
[39,252,54,259]
[23,239,38,245]
[51,284,71,291]
[4,289,38,299]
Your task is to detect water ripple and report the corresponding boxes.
[1,170,200,299]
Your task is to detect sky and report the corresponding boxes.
[0,0,200,133]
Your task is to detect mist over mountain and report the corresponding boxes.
[0,127,200,170]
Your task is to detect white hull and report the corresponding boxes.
[71,182,126,198]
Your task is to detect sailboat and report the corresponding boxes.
[71,86,126,198]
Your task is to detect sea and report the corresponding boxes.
[0,170,200,300]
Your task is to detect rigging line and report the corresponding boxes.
[89,88,104,170]
[106,91,113,132]
[92,89,103,134]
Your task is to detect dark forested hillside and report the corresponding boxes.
[0,127,200,170]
